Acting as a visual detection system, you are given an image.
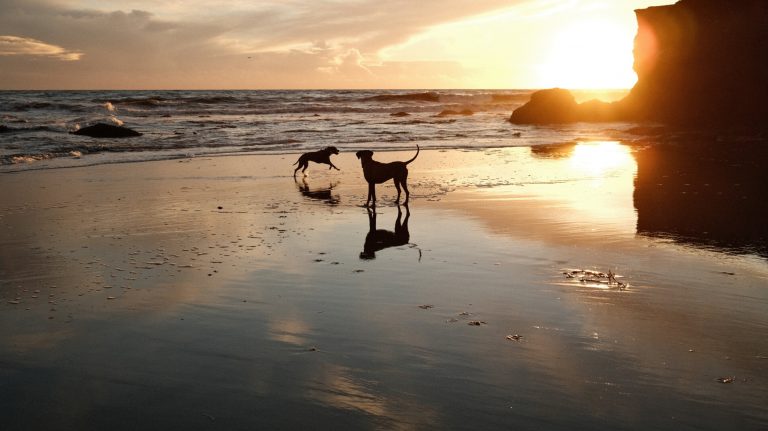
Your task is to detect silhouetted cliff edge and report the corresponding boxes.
[511,0,768,126]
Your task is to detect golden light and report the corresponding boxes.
[569,141,634,176]
[536,19,638,89]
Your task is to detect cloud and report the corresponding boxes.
[0,35,83,60]
[0,0,531,88]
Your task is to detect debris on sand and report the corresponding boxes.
[418,304,434,309]
[562,268,628,290]
[506,334,523,341]
[468,321,487,326]
[716,376,735,384]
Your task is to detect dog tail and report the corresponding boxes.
[404,145,420,165]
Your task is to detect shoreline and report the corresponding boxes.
[1,147,767,430]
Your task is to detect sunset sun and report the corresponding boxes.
[536,19,638,89]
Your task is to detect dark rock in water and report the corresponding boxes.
[509,89,579,123]
[391,111,411,117]
[437,109,473,117]
[577,99,623,122]
[511,0,768,127]
[73,123,142,138]
[510,91,625,123]
[0,125,10,133]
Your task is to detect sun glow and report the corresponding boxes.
[536,19,638,89]
[569,142,635,176]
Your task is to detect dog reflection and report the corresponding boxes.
[360,205,410,260]
[296,178,340,205]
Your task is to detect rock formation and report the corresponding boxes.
[508,88,624,123]
[511,0,768,126]
[72,123,142,138]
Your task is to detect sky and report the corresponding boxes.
[0,0,672,90]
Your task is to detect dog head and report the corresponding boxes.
[324,146,340,155]
[355,150,374,161]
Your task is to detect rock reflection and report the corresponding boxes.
[633,140,768,257]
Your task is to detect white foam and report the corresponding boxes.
[107,116,124,126]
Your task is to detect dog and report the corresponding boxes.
[293,146,340,177]
[355,145,419,206]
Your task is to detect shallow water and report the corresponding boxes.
[0,146,766,430]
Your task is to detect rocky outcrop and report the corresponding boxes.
[508,88,626,123]
[72,123,142,138]
[625,0,768,125]
[511,0,768,126]
[509,89,578,123]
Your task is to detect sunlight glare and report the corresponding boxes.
[537,19,637,89]
[569,141,634,176]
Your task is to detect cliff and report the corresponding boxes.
[510,0,768,126]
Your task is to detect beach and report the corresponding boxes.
[1,145,767,430]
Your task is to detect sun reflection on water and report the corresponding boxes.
[569,141,634,176]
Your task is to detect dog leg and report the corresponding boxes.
[394,181,402,204]
[329,162,340,171]
[402,181,410,204]
[367,183,376,207]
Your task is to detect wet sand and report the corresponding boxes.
[1,145,767,430]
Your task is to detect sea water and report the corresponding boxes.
[0,89,633,171]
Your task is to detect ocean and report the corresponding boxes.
[0,89,633,172]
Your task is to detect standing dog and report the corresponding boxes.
[355,145,419,206]
[293,146,340,177]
